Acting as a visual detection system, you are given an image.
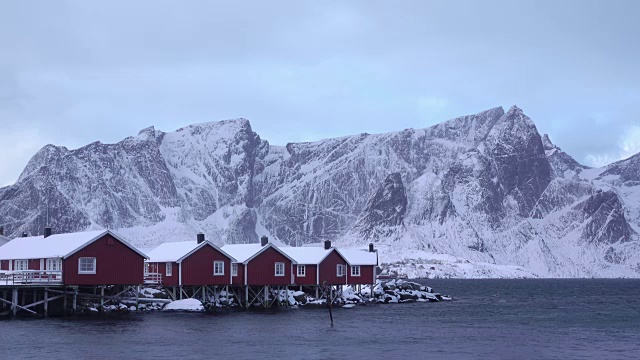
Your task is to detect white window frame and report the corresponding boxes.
[351,265,361,277]
[336,264,345,277]
[144,263,150,275]
[166,262,173,276]
[14,259,29,271]
[78,257,96,274]
[46,258,62,272]
[297,265,306,277]
[231,263,238,276]
[214,261,225,276]
[275,262,285,277]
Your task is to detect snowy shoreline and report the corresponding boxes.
[70,280,452,314]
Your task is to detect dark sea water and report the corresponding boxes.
[2,279,640,360]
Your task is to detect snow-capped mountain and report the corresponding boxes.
[1,106,638,277]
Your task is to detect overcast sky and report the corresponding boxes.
[1,0,639,186]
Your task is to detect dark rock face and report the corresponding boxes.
[485,106,553,217]
[599,153,640,183]
[542,134,589,178]
[355,173,408,239]
[574,190,634,244]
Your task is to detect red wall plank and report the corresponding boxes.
[293,264,317,285]
[246,247,293,286]
[347,265,375,285]
[63,234,145,285]
[181,245,232,286]
[319,250,349,285]
[148,261,179,287]
[233,263,245,285]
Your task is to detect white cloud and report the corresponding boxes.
[585,125,640,167]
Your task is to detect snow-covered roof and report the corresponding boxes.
[280,246,334,265]
[336,248,378,266]
[0,230,147,260]
[221,243,297,264]
[221,244,264,263]
[146,241,236,263]
[146,241,200,262]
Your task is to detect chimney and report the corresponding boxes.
[324,240,332,250]
[22,232,28,238]
[261,235,269,246]
[369,243,375,253]
[44,226,52,238]
[0,226,4,236]
[197,233,205,244]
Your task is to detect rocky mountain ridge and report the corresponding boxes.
[1,106,639,277]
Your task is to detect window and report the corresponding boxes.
[214,261,225,275]
[78,257,96,274]
[166,262,172,276]
[297,265,306,277]
[232,263,238,276]
[14,260,28,271]
[275,262,285,277]
[144,263,150,275]
[336,264,345,277]
[351,265,361,277]
[46,258,62,272]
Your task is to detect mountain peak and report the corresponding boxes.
[542,134,560,151]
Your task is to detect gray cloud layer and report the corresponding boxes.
[1,0,639,186]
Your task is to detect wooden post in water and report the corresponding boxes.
[245,286,249,310]
[44,288,49,316]
[11,288,18,317]
[72,287,77,313]
[261,286,266,308]
[135,285,140,311]
[63,290,68,316]
[100,287,105,310]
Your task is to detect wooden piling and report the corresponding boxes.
[12,288,18,317]
[72,287,77,313]
[44,288,49,316]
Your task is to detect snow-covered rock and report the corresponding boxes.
[163,299,204,312]
[1,105,639,277]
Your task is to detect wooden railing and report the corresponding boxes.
[0,270,63,285]
[143,272,162,285]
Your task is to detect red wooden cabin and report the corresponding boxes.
[337,245,378,285]
[145,234,236,287]
[281,240,351,286]
[222,237,296,286]
[0,229,148,286]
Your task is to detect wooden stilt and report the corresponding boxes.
[263,285,268,308]
[72,287,77,313]
[245,286,249,310]
[44,288,49,316]
[63,290,68,316]
[179,286,183,300]
[12,288,18,317]
[100,287,105,309]
[135,285,140,311]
